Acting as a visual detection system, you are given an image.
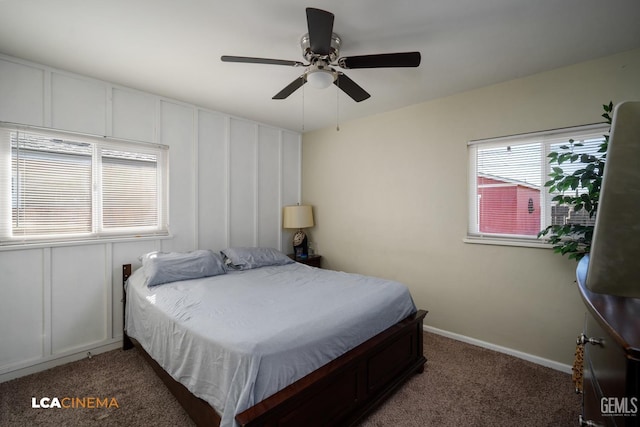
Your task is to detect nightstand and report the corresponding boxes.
[288,254,322,268]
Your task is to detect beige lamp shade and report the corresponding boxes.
[282,205,314,229]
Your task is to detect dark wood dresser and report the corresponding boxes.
[576,256,640,427]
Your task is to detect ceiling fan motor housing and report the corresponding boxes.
[301,32,341,63]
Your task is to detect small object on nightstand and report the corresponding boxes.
[288,254,322,268]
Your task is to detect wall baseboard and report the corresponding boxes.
[1,326,573,384]
[0,340,122,383]
[423,325,572,374]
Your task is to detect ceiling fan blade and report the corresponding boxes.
[338,52,421,69]
[221,55,304,67]
[334,73,370,102]
[273,75,307,100]
[306,8,334,55]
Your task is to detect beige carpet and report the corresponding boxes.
[360,333,579,426]
[0,332,580,426]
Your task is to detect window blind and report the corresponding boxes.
[102,149,159,230]
[0,124,168,245]
[467,124,608,243]
[11,133,92,237]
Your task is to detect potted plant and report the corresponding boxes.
[537,102,612,260]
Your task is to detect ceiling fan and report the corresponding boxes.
[221,7,421,102]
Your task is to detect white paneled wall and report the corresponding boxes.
[229,118,258,247]
[0,249,44,367]
[0,59,44,125]
[160,100,196,253]
[257,126,283,248]
[0,54,301,381]
[51,73,108,135]
[51,245,108,354]
[197,111,227,250]
[111,88,156,142]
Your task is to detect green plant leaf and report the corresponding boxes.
[584,200,592,211]
[570,177,579,190]
[558,153,572,164]
[538,101,611,262]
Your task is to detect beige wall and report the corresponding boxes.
[302,48,640,366]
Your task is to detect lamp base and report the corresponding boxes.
[293,230,309,259]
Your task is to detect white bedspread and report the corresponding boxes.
[125,262,416,427]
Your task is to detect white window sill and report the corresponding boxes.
[0,233,173,251]
[463,236,552,249]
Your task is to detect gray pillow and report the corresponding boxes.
[141,250,226,287]
[220,247,293,270]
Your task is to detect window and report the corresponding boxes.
[0,124,168,245]
[467,124,608,246]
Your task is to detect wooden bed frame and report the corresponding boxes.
[122,264,427,427]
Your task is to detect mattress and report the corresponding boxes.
[125,261,417,427]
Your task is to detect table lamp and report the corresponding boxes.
[282,205,314,259]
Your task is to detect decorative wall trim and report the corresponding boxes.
[43,247,52,356]
[0,339,121,383]
[0,53,302,381]
[224,115,231,249]
[278,131,284,251]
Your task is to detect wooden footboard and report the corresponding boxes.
[122,264,427,427]
[236,309,427,427]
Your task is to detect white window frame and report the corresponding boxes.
[0,122,169,247]
[465,123,609,248]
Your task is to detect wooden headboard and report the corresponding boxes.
[122,264,133,350]
[123,264,132,283]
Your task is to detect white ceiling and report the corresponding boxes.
[1,0,639,133]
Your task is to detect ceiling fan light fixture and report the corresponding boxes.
[306,69,335,89]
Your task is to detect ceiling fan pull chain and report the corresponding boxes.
[336,79,340,131]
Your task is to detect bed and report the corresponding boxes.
[122,248,427,427]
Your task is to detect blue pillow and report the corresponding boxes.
[220,247,293,270]
[141,250,226,287]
